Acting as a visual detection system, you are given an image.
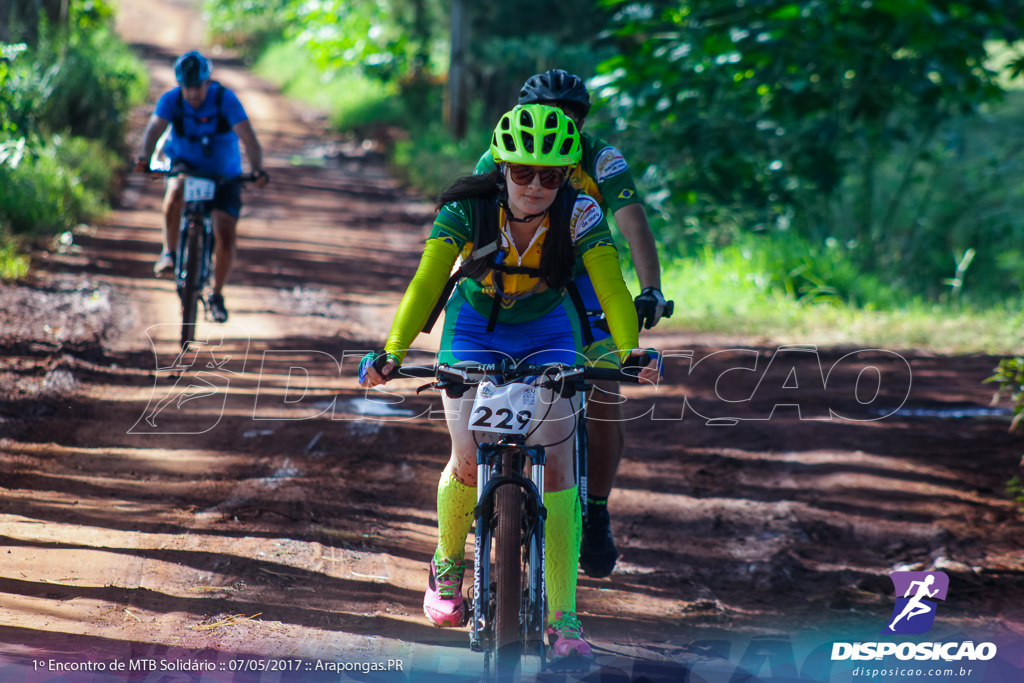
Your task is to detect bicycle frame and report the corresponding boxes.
[176,180,216,348]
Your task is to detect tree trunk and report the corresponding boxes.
[446,0,469,139]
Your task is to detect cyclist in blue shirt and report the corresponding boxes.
[134,51,268,323]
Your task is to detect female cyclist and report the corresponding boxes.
[359,104,658,660]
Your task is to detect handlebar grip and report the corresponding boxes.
[394,365,438,379]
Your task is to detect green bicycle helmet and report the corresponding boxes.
[490,104,581,167]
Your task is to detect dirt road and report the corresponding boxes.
[1,2,1023,681]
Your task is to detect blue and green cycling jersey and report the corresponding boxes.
[382,194,640,362]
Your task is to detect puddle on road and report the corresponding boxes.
[341,398,417,418]
[333,398,419,439]
[878,405,1010,419]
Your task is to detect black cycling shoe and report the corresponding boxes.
[207,293,229,323]
[579,503,618,578]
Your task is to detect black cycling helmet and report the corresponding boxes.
[174,51,211,87]
[518,69,591,119]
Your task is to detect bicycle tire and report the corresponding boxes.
[179,217,203,348]
[493,449,524,675]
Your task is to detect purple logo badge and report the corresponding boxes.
[883,571,949,635]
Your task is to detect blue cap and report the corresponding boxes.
[174,51,211,87]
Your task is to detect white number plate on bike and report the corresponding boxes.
[184,177,216,201]
[470,381,536,434]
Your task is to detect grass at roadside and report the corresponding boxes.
[252,41,404,133]
[648,246,1024,355]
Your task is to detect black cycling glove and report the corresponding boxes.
[634,287,669,330]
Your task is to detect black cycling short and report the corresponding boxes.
[214,180,242,218]
[167,161,243,218]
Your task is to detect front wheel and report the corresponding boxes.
[493,451,525,676]
[178,217,203,348]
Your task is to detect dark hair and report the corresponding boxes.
[436,169,575,289]
[436,170,503,209]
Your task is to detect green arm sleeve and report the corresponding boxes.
[582,244,640,359]
[384,238,461,362]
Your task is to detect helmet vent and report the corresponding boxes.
[502,133,516,151]
[559,138,572,155]
[542,134,555,155]
[545,111,558,129]
[521,132,534,153]
[519,109,534,128]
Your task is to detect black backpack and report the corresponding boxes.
[171,81,232,142]
[421,188,594,345]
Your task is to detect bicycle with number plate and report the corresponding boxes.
[399,358,653,678]
[146,166,260,348]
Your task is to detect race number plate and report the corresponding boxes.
[184,177,216,202]
[470,380,536,434]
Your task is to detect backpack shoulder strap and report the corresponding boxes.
[420,196,498,334]
[460,194,500,279]
[171,89,185,137]
[170,83,232,138]
[212,81,232,134]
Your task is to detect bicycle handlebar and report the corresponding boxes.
[141,168,265,184]
[397,361,653,389]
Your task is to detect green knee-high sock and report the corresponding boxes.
[435,472,477,562]
[544,487,581,619]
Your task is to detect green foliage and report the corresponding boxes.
[988,358,1024,431]
[253,41,406,131]
[203,0,293,53]
[801,89,1024,301]
[1007,476,1024,519]
[25,24,148,150]
[464,2,615,123]
[0,241,30,280]
[0,0,146,278]
[596,0,1024,302]
[468,35,615,127]
[599,0,1021,211]
[390,102,493,199]
[0,135,118,238]
[206,0,450,81]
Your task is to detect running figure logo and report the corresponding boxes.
[883,571,949,635]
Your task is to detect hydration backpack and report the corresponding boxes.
[171,81,232,143]
[422,187,594,345]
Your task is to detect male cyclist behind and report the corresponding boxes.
[133,51,268,323]
[476,69,669,578]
